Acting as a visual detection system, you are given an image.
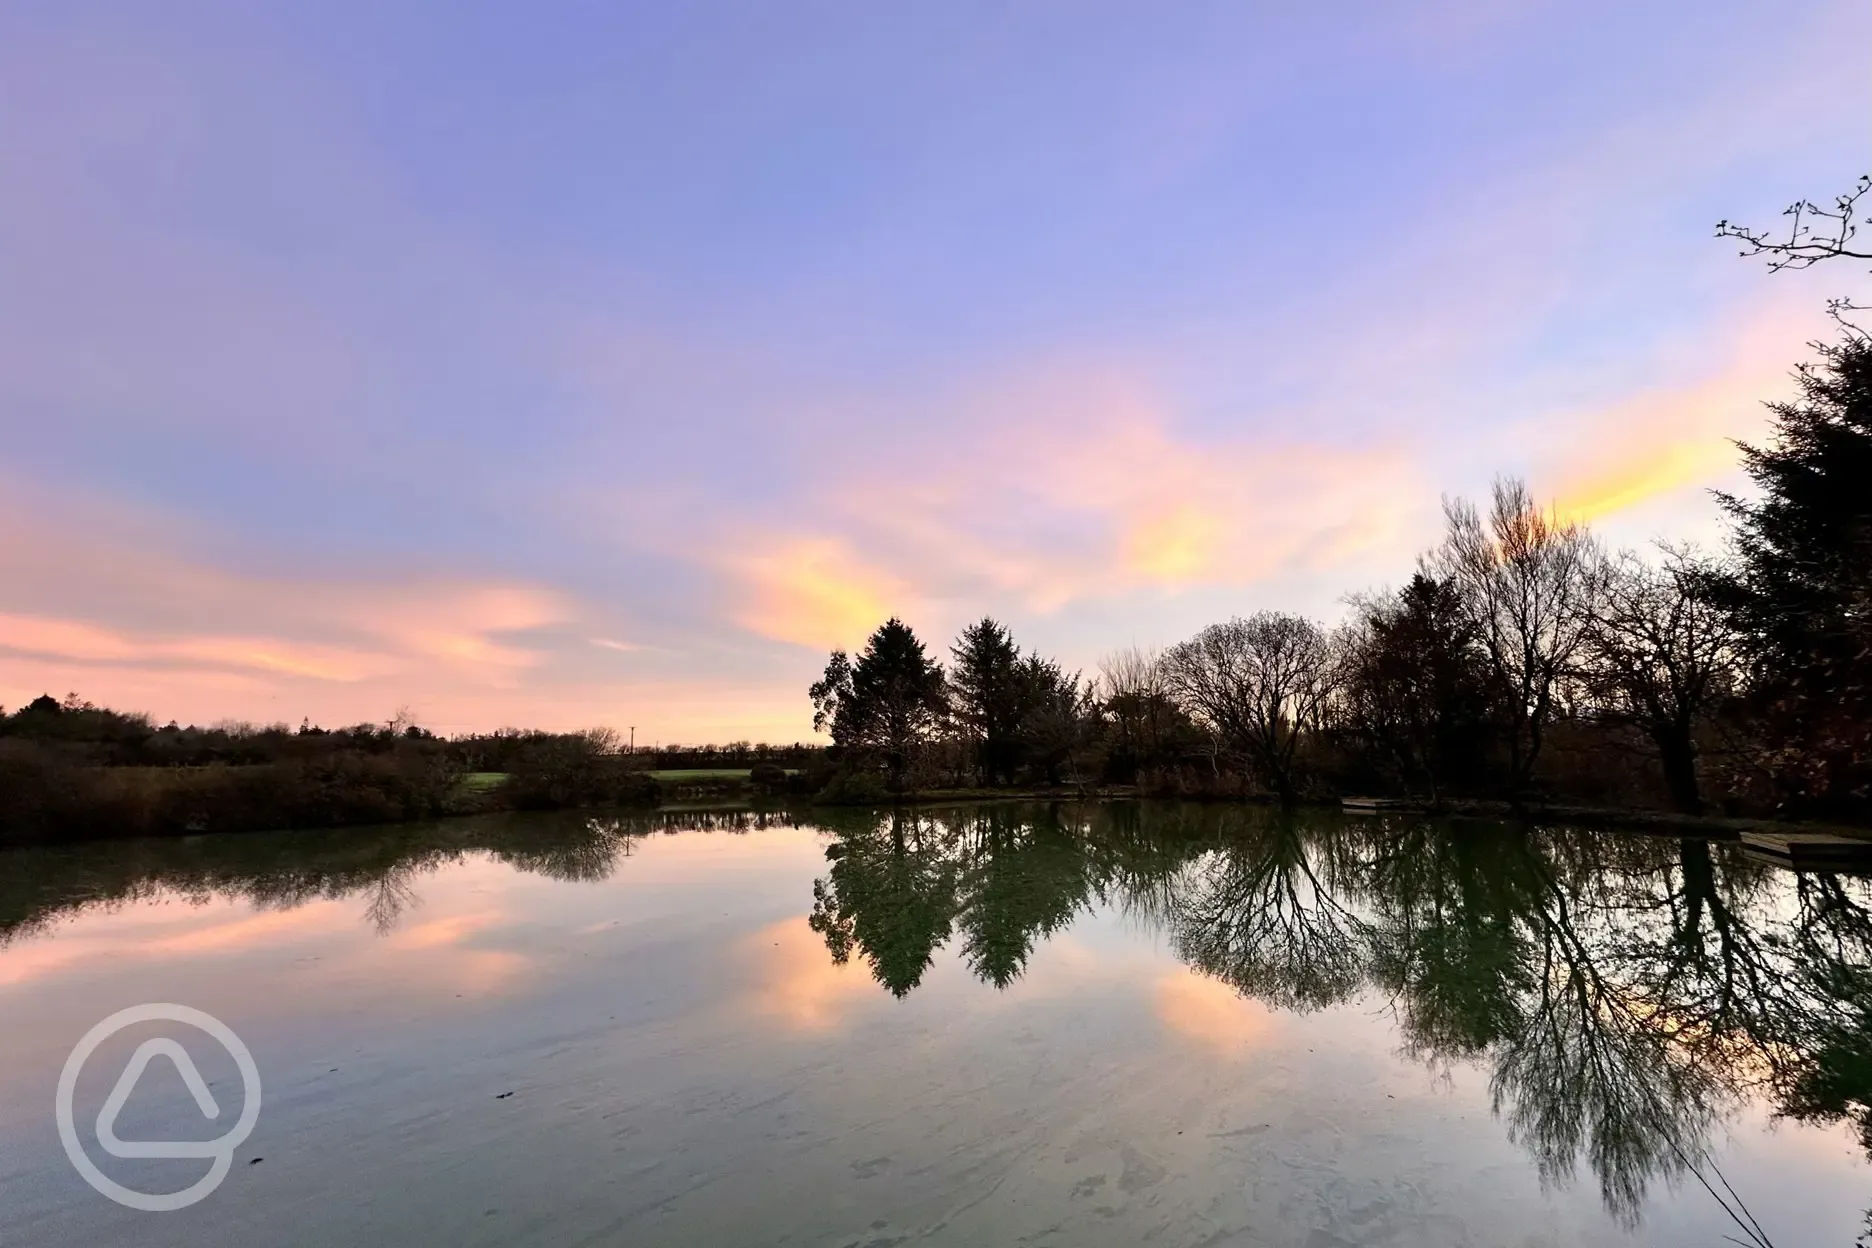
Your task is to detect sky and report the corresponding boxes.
[1,0,1868,742]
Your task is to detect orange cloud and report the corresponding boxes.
[1123,505,1224,585]
[730,538,911,650]
[0,612,400,682]
[0,489,598,728]
[1543,298,1819,526]
[700,368,1429,642]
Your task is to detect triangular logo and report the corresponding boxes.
[95,1038,224,1160]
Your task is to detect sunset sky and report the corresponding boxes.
[2,1,1867,741]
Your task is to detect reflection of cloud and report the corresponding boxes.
[0,900,356,988]
[390,910,504,950]
[739,916,875,1033]
[1155,968,1276,1056]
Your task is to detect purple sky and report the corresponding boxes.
[2,1,1867,741]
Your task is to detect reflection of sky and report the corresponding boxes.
[1,3,1868,738]
[1,823,1866,1246]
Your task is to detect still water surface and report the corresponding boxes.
[0,803,1866,1246]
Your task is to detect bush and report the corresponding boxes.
[0,741,464,845]
[813,769,892,807]
[749,761,788,793]
[500,732,661,810]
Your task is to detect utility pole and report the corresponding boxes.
[629,726,636,755]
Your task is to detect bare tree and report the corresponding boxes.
[1585,547,1742,815]
[1718,175,1872,271]
[1098,645,1178,780]
[1162,612,1339,803]
[1717,173,1872,336]
[1426,478,1604,802]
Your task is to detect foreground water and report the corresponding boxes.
[0,804,1866,1246]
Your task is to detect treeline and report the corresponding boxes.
[809,330,1872,821]
[0,702,661,845]
[449,731,818,774]
[646,742,821,771]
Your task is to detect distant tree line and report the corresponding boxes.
[808,326,1872,821]
[0,701,664,845]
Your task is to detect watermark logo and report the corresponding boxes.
[56,1004,261,1212]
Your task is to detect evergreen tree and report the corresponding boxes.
[810,619,948,791]
[948,618,1024,785]
[1343,574,1495,800]
[1717,333,1872,814]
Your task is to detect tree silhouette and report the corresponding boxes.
[1426,478,1605,802]
[810,619,948,791]
[1341,574,1495,800]
[1714,334,1872,816]
[949,618,1025,786]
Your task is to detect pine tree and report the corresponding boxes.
[1718,333,1872,813]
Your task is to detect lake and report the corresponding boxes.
[0,803,1866,1246]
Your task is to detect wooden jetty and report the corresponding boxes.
[1740,829,1872,872]
[1341,797,1413,814]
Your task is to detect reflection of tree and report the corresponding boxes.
[799,796,1872,1233]
[0,810,660,943]
[7,797,1870,1239]
[809,811,960,996]
[807,805,1098,994]
[1485,860,1721,1228]
[954,807,1092,988]
[361,865,425,935]
[1167,810,1370,1011]
[1773,875,1872,1156]
[1364,821,1540,1057]
[1358,816,1871,1234]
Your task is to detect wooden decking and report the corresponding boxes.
[1740,829,1872,872]
[1341,797,1414,814]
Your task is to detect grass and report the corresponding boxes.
[460,772,509,791]
[649,768,756,782]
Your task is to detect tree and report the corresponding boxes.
[1162,611,1339,803]
[1584,548,1741,814]
[1427,478,1604,801]
[1097,646,1198,783]
[1341,573,1495,800]
[1014,654,1095,786]
[1718,173,1872,332]
[808,811,961,996]
[948,618,1024,786]
[809,619,948,791]
[1714,334,1872,815]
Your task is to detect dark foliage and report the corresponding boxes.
[810,618,948,791]
[1340,574,1495,800]
[1715,334,1872,816]
[497,729,661,810]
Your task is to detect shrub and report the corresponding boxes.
[500,731,661,810]
[813,769,892,807]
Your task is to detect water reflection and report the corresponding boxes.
[2,803,1868,1232]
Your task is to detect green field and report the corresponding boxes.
[458,768,790,790]
[648,768,756,782]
